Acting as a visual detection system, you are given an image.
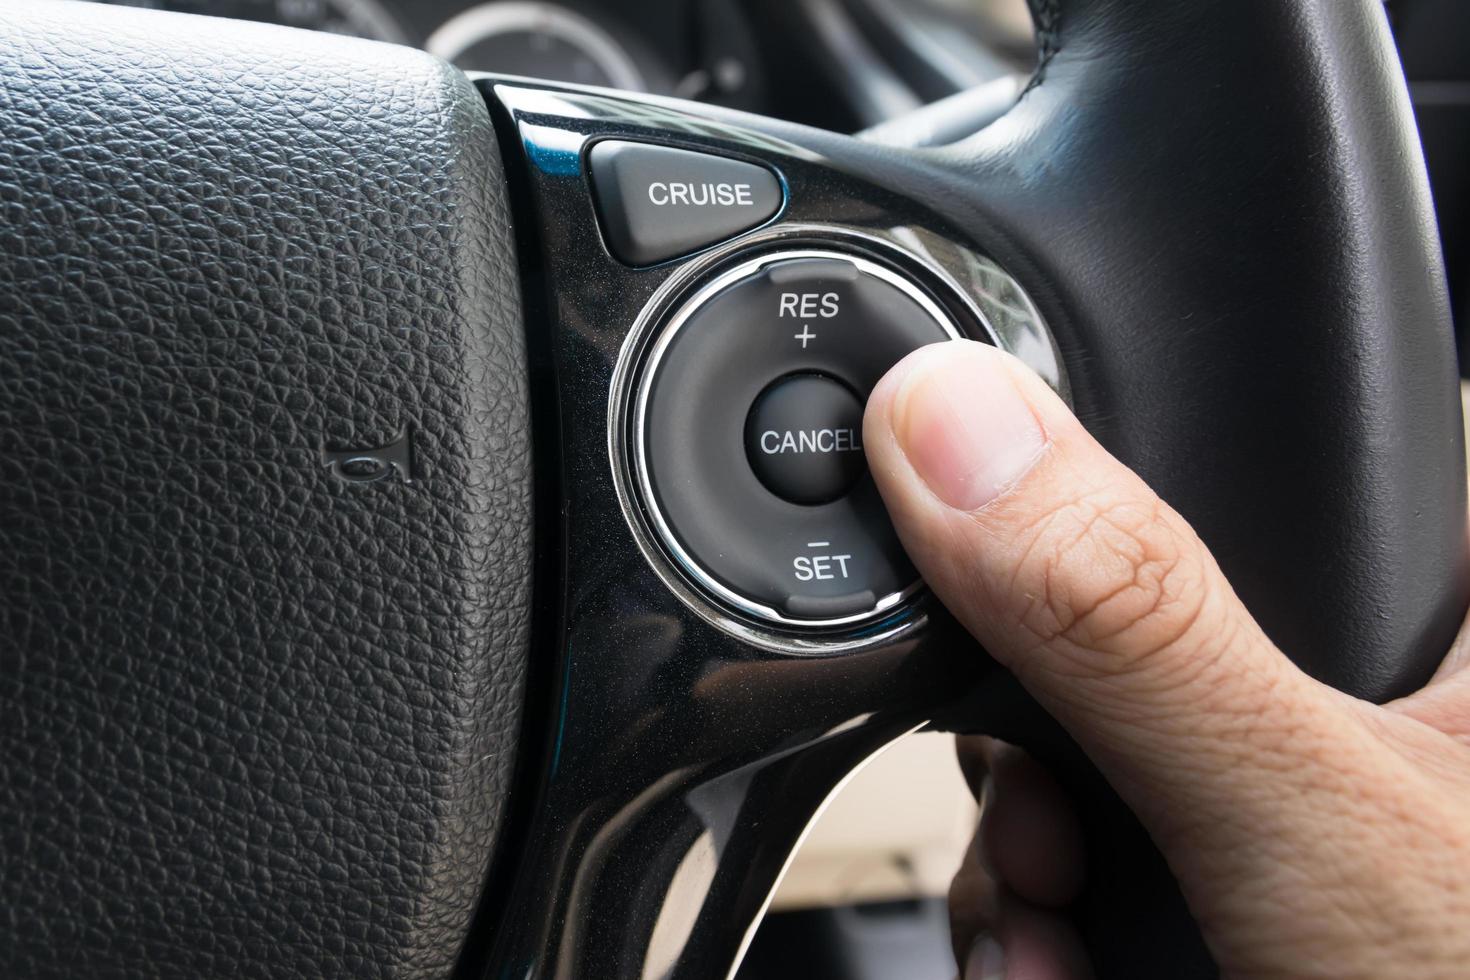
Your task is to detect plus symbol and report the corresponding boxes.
[794,324,817,349]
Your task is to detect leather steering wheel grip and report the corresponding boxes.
[0,3,531,978]
[969,0,1470,703]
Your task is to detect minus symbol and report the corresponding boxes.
[806,541,830,548]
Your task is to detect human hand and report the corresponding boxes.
[863,340,1470,979]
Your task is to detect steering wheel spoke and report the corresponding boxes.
[479,79,1031,977]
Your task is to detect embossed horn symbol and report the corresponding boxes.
[322,427,413,484]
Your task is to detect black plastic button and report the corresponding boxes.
[588,141,782,266]
[745,374,866,505]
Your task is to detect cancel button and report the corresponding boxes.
[745,374,866,505]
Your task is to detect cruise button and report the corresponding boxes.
[588,141,783,266]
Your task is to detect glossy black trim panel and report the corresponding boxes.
[473,78,1055,980]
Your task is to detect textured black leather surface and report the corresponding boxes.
[0,3,531,977]
[970,0,1469,702]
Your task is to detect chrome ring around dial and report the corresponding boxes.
[627,248,964,633]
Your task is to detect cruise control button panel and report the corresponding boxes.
[635,250,965,627]
[588,141,783,266]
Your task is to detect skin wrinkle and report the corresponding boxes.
[1062,705,1299,845]
[1005,581,1269,752]
[964,454,1219,678]
[1023,630,1246,741]
[1217,867,1366,968]
[1391,689,1470,746]
[1366,706,1470,788]
[983,463,1105,600]
[968,455,1295,742]
[1133,613,1274,730]
[1189,846,1387,972]
[1037,548,1202,669]
[1345,748,1470,852]
[1240,823,1461,977]
[1011,552,1220,702]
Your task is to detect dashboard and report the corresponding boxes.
[92,0,771,111]
[86,0,1036,131]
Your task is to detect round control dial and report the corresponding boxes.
[634,250,963,627]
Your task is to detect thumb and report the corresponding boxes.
[863,340,1339,834]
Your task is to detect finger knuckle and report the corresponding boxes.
[1011,488,1212,669]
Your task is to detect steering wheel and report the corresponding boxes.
[2,1,1464,977]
